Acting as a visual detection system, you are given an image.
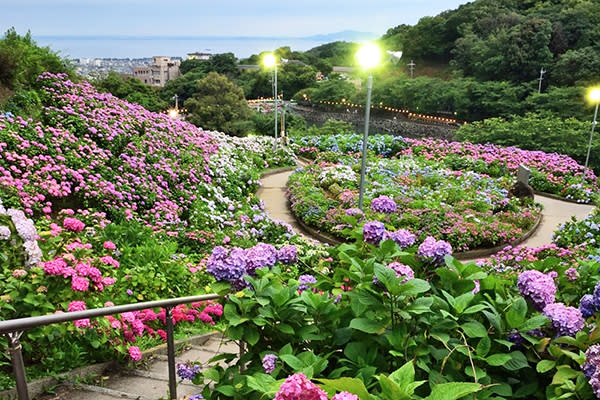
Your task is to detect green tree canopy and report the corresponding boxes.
[185,71,252,136]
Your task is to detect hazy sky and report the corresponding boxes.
[3,0,470,37]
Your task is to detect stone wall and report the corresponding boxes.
[291,105,457,141]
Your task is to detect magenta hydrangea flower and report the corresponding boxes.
[128,345,142,361]
[417,236,452,265]
[63,217,85,232]
[103,241,117,250]
[274,373,328,400]
[517,270,556,311]
[332,392,359,400]
[362,221,386,244]
[370,195,397,214]
[543,302,584,337]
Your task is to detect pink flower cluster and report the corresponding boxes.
[274,373,328,400]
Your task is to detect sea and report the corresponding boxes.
[33,35,334,60]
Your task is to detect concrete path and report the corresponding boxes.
[36,333,238,400]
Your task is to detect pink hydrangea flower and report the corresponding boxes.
[128,346,142,361]
[332,392,359,400]
[63,217,85,232]
[274,373,328,400]
[103,241,116,250]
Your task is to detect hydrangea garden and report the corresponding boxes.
[3,74,600,399]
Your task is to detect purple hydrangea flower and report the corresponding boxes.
[543,302,584,337]
[583,345,600,380]
[262,354,277,374]
[517,270,556,311]
[370,195,397,214]
[177,362,201,380]
[246,243,277,274]
[277,245,298,265]
[362,221,386,244]
[345,208,364,217]
[384,229,416,249]
[593,282,600,310]
[417,236,452,265]
[580,294,596,318]
[188,395,204,400]
[206,246,247,282]
[565,267,579,281]
[298,275,317,292]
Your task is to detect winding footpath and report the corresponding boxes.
[257,165,596,251]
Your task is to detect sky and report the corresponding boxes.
[2,0,470,38]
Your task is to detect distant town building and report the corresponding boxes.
[132,56,181,87]
[187,52,212,60]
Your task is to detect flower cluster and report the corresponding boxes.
[206,243,298,288]
[583,345,600,397]
[332,393,359,400]
[262,354,277,374]
[298,275,317,292]
[362,221,386,244]
[417,236,453,265]
[370,195,397,214]
[517,270,557,311]
[177,361,202,381]
[274,373,328,400]
[387,262,414,283]
[0,200,43,269]
[543,303,584,337]
[385,229,416,249]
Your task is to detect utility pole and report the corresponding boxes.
[538,67,546,94]
[172,94,178,110]
[408,60,416,79]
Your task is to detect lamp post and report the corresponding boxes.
[356,43,383,210]
[585,88,600,169]
[263,53,278,151]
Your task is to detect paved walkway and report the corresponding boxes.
[35,333,238,400]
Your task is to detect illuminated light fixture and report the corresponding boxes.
[585,87,600,169]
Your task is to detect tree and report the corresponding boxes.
[0,28,73,91]
[185,72,252,136]
[94,71,167,112]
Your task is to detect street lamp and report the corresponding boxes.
[356,43,382,210]
[263,53,278,151]
[585,88,600,169]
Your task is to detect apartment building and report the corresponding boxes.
[132,56,181,87]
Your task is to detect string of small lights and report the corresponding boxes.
[248,96,460,125]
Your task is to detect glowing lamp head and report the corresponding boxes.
[263,53,276,68]
[589,88,600,103]
[168,109,178,119]
[356,43,382,70]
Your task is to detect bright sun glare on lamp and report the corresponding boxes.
[356,43,382,69]
[263,53,276,68]
[589,88,600,103]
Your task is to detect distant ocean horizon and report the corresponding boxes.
[32,34,371,60]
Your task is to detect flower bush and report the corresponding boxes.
[188,226,600,399]
[287,155,541,252]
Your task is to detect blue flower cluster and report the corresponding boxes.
[177,362,201,381]
[579,281,600,317]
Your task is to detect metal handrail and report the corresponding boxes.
[1,293,221,400]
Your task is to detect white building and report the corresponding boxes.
[132,56,181,87]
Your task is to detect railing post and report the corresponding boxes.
[6,331,29,400]
[165,307,177,400]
